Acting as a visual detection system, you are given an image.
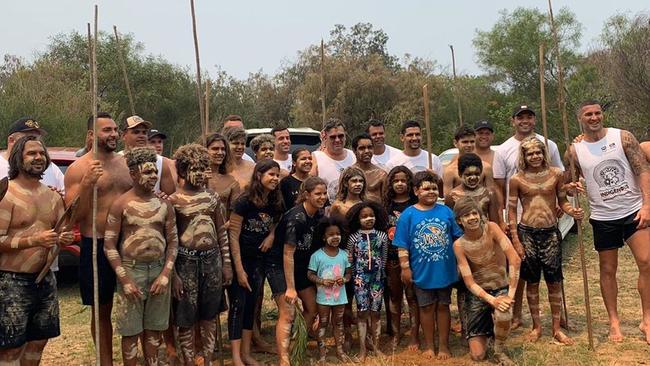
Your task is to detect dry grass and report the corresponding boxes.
[43,224,650,365]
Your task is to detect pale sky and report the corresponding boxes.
[1,1,647,79]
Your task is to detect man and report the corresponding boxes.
[567,100,650,344]
[221,114,255,163]
[120,116,175,195]
[0,117,66,273]
[641,141,650,162]
[64,112,133,365]
[492,105,564,329]
[0,136,75,365]
[474,120,496,166]
[442,125,495,198]
[351,133,386,203]
[103,147,178,366]
[222,126,255,191]
[148,129,167,156]
[385,120,443,176]
[271,125,292,172]
[366,119,400,171]
[310,118,356,202]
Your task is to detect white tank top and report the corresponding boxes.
[313,149,356,202]
[574,128,641,220]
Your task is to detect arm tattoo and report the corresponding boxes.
[622,130,650,176]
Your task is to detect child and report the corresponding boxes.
[308,217,352,364]
[383,166,420,350]
[279,148,312,210]
[346,201,389,361]
[453,197,520,365]
[393,171,463,360]
[329,166,366,220]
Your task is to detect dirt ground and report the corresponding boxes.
[42,226,650,365]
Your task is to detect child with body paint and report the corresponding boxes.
[345,201,389,362]
[307,217,352,364]
[383,166,420,351]
[103,147,179,366]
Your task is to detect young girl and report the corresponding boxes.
[384,166,420,351]
[308,217,352,364]
[346,201,389,361]
[279,148,312,210]
[228,160,284,366]
[329,166,366,220]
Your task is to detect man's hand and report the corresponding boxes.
[569,207,585,221]
[491,295,513,312]
[635,205,650,229]
[81,160,103,187]
[284,288,298,304]
[150,274,170,296]
[564,181,585,196]
[122,277,143,302]
[58,231,75,246]
[172,274,184,299]
[36,229,59,248]
[400,268,413,285]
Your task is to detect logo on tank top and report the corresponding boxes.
[593,159,630,201]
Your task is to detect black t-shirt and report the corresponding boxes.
[233,196,280,259]
[280,175,303,211]
[274,204,324,271]
[387,200,414,261]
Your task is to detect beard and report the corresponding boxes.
[22,162,46,179]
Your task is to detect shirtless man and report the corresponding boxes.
[641,141,650,162]
[473,120,496,166]
[222,126,255,191]
[567,100,650,344]
[310,119,356,203]
[206,133,240,215]
[351,134,386,203]
[442,126,494,198]
[64,112,132,365]
[103,147,179,366]
[453,197,519,365]
[0,136,74,365]
[509,137,583,344]
[222,115,255,163]
[170,144,232,365]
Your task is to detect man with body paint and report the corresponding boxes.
[169,144,232,366]
[0,136,75,365]
[102,147,179,366]
[508,137,583,345]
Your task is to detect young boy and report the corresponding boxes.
[442,126,495,197]
[453,197,520,365]
[169,144,232,365]
[393,171,463,360]
[103,147,179,366]
[508,137,583,344]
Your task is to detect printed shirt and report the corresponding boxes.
[346,229,388,277]
[386,200,414,261]
[276,204,324,273]
[280,174,303,210]
[392,204,463,289]
[233,196,278,259]
[308,248,351,305]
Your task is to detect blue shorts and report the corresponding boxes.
[79,236,116,306]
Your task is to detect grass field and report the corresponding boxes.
[41,225,650,365]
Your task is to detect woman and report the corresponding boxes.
[279,148,312,210]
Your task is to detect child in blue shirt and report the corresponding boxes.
[393,171,463,360]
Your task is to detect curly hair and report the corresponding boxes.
[241,160,284,217]
[173,143,210,179]
[296,176,327,205]
[312,216,346,252]
[250,134,275,154]
[517,136,549,172]
[124,146,157,170]
[8,135,51,180]
[206,133,232,175]
[345,200,389,234]
[335,166,366,201]
[457,153,483,177]
[383,166,417,209]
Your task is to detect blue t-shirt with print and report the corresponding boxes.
[392,203,463,289]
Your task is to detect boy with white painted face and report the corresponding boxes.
[169,144,232,366]
[103,147,179,366]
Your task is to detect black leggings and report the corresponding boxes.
[227,256,263,340]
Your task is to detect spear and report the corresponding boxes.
[205,78,211,142]
[113,25,136,116]
[548,0,594,350]
[189,0,205,139]
[449,45,463,127]
[91,5,102,363]
[422,84,432,170]
[320,39,326,125]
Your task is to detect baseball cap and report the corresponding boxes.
[8,117,47,136]
[148,129,167,140]
[512,105,536,118]
[473,120,493,132]
[122,115,152,130]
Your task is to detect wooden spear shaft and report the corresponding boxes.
[113,25,136,116]
[449,45,463,127]
[548,0,594,350]
[91,5,101,363]
[204,78,210,144]
[189,0,205,138]
[423,84,432,170]
[320,39,326,125]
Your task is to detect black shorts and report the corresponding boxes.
[463,287,508,339]
[517,224,563,284]
[264,259,287,296]
[79,236,117,306]
[590,210,640,252]
[0,271,60,349]
[414,285,452,307]
[174,251,223,328]
[295,265,315,292]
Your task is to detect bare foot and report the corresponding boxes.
[639,323,650,345]
[608,324,624,343]
[436,347,451,361]
[242,354,262,366]
[422,349,435,359]
[336,352,354,363]
[358,349,367,363]
[344,334,353,353]
[527,328,542,343]
[494,352,515,366]
[251,342,276,354]
[553,330,575,345]
[511,318,522,331]
[407,338,419,351]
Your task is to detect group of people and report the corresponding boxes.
[0,100,649,366]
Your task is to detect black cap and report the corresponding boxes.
[8,117,46,136]
[148,129,167,140]
[512,105,536,118]
[473,120,493,132]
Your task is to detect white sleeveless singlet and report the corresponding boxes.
[313,149,356,202]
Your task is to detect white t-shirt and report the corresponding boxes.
[313,149,356,202]
[371,144,401,172]
[243,153,255,163]
[385,149,443,177]
[274,156,292,172]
